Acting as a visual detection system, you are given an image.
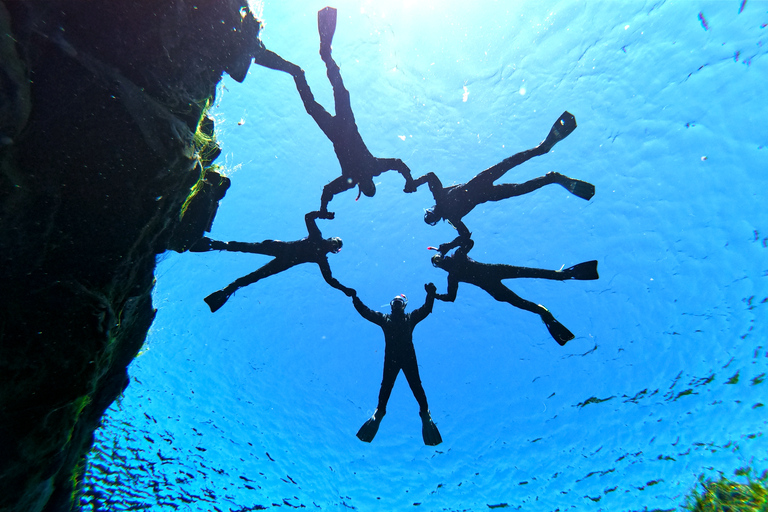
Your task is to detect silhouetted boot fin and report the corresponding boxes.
[318,7,337,56]
[420,411,443,446]
[564,260,599,280]
[548,172,595,200]
[356,409,384,443]
[539,111,577,153]
[204,289,231,313]
[565,177,595,200]
[540,309,574,346]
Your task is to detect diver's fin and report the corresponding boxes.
[564,178,595,200]
[356,410,384,443]
[420,411,443,446]
[318,7,337,54]
[540,111,577,152]
[540,309,574,346]
[204,289,230,313]
[564,260,599,280]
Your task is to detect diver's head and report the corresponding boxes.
[390,294,407,313]
[359,179,376,198]
[327,237,343,254]
[431,253,444,268]
[424,206,440,226]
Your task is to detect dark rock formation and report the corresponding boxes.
[0,1,258,510]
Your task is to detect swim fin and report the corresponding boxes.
[540,309,574,346]
[565,177,595,200]
[318,7,337,54]
[564,260,599,280]
[540,111,577,152]
[356,409,384,443]
[204,289,230,313]
[420,411,443,446]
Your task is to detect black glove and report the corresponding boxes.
[188,237,213,252]
[425,282,437,295]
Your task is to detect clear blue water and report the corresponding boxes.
[84,1,768,510]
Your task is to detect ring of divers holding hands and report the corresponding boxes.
[190,6,599,446]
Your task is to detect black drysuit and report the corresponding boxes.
[352,293,435,414]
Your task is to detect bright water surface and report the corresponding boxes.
[85,1,768,510]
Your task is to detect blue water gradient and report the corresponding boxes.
[84,1,768,510]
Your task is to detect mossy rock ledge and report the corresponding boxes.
[0,1,258,510]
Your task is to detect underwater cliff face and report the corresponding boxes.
[0,1,253,510]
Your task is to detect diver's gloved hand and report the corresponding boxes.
[425,282,437,295]
[403,181,417,193]
[188,237,212,252]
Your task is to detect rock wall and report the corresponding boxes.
[0,1,257,510]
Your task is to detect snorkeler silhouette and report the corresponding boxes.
[430,236,598,345]
[289,7,417,214]
[193,210,354,312]
[409,111,594,236]
[351,285,442,446]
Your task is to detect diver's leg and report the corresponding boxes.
[489,261,599,281]
[468,111,578,191]
[465,146,550,194]
[357,355,397,442]
[485,283,574,346]
[401,350,442,445]
[481,173,559,202]
[204,259,290,312]
[483,171,594,203]
[376,356,400,414]
[318,38,354,122]
[401,351,429,414]
[217,240,285,257]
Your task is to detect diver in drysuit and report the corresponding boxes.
[411,111,594,237]
[289,7,417,214]
[193,210,353,312]
[351,284,442,446]
[430,236,598,346]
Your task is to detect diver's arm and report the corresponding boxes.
[304,211,323,240]
[318,259,355,296]
[437,236,462,256]
[410,172,443,197]
[410,283,436,325]
[454,220,472,241]
[353,295,386,326]
[437,225,472,256]
[435,276,459,302]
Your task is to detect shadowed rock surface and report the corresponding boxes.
[0,1,258,510]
